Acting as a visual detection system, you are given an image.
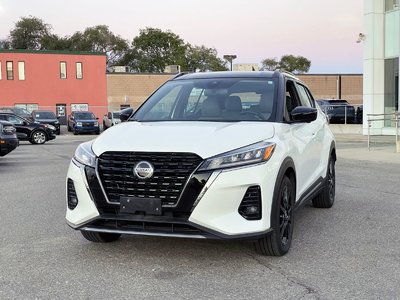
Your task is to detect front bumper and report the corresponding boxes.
[74,126,99,133]
[66,157,279,239]
[0,137,19,156]
[47,129,57,140]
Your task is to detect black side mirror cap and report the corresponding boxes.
[290,106,318,123]
[120,108,134,122]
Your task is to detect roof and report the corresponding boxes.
[174,71,282,80]
[0,49,106,56]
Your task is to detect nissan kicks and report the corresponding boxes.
[66,71,336,256]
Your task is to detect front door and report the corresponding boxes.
[56,104,67,125]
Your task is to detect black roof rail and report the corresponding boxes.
[274,69,299,80]
[171,72,188,79]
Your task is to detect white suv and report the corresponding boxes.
[66,71,336,256]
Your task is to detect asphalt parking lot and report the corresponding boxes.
[0,132,399,299]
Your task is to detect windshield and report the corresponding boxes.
[14,108,30,115]
[112,112,120,118]
[34,111,56,119]
[74,112,96,120]
[132,77,278,122]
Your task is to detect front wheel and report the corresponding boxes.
[80,230,121,243]
[312,156,335,208]
[255,175,294,256]
[30,130,47,144]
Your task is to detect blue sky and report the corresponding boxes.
[0,0,364,73]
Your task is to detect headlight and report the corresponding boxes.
[199,141,276,171]
[46,124,56,131]
[76,122,82,126]
[73,141,96,167]
[94,121,99,126]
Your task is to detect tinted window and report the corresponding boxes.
[74,112,96,119]
[34,111,56,119]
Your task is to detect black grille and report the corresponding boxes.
[82,122,93,127]
[67,179,78,210]
[238,186,262,220]
[97,152,203,206]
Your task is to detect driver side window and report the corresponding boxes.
[7,115,24,125]
[285,80,301,121]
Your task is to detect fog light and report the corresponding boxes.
[245,206,259,214]
[67,179,79,209]
[238,186,262,220]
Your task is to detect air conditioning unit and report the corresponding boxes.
[164,65,181,73]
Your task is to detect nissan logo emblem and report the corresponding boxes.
[134,161,154,179]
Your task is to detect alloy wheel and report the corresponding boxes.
[279,184,293,246]
[33,131,46,144]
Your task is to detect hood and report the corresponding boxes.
[76,119,97,122]
[92,121,275,159]
[36,118,58,122]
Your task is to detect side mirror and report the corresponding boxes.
[290,106,317,123]
[120,107,134,122]
[96,117,99,120]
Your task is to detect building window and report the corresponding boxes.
[60,62,67,79]
[6,61,13,80]
[385,0,399,11]
[76,62,83,79]
[71,103,89,112]
[18,61,25,80]
[15,103,39,113]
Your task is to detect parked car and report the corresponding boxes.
[67,111,100,135]
[316,99,356,123]
[356,105,363,124]
[0,120,18,156]
[0,112,56,144]
[66,71,336,256]
[0,107,32,119]
[102,111,121,130]
[30,110,61,135]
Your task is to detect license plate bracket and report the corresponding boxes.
[120,197,162,215]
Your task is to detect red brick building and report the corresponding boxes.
[0,50,107,124]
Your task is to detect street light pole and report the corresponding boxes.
[223,55,237,71]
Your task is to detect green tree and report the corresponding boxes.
[260,58,279,71]
[260,55,311,73]
[184,45,227,72]
[279,55,311,73]
[9,16,51,50]
[0,39,11,49]
[41,34,73,50]
[69,25,129,66]
[126,28,187,73]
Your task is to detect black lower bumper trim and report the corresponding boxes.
[74,213,272,241]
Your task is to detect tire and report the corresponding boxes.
[73,128,78,135]
[312,156,335,208]
[67,123,71,132]
[30,130,47,144]
[80,230,121,243]
[255,175,295,256]
[95,130,100,135]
